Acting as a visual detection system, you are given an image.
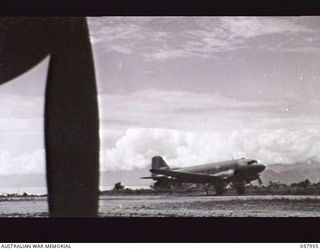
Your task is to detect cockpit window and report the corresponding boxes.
[248,160,258,165]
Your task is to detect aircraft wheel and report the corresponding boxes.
[215,185,225,195]
[204,184,212,196]
[235,184,245,195]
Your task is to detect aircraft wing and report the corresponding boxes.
[212,169,235,178]
[151,169,226,184]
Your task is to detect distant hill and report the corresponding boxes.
[267,162,320,173]
[0,163,320,188]
[261,168,320,184]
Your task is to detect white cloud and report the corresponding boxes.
[274,46,320,54]
[88,18,147,54]
[0,95,44,132]
[0,95,41,111]
[217,17,313,39]
[101,127,320,171]
[0,54,46,176]
[176,17,316,59]
[100,89,276,114]
[99,88,310,131]
[0,57,46,131]
[147,49,190,61]
[0,149,45,175]
[88,17,319,61]
[0,118,43,131]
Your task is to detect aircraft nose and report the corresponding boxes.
[257,164,266,172]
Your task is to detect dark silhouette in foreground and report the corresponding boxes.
[0,17,99,217]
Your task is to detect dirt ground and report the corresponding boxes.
[99,196,320,217]
[99,195,320,217]
[0,197,48,217]
[1,195,320,217]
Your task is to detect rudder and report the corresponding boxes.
[152,156,169,176]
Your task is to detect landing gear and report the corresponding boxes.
[204,184,226,196]
[234,182,246,195]
[153,180,172,190]
[203,184,215,195]
[214,185,226,196]
[258,176,263,185]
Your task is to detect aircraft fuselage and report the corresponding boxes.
[145,156,266,195]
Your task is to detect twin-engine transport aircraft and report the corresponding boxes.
[143,156,266,195]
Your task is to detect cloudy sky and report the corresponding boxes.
[1,17,320,176]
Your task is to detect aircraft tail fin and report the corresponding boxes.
[151,156,169,176]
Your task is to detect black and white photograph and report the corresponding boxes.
[1,16,320,219]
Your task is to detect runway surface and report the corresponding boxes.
[1,195,320,217]
[98,195,320,217]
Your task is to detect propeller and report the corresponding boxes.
[1,18,99,217]
[258,176,263,185]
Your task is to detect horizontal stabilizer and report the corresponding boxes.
[141,175,173,181]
